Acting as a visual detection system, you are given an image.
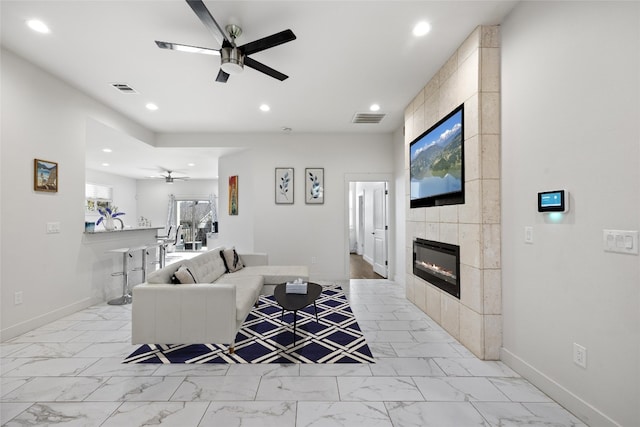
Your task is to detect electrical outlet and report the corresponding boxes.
[311,257,317,264]
[46,222,61,234]
[14,291,23,305]
[573,343,587,368]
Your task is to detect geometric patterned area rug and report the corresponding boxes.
[124,285,375,364]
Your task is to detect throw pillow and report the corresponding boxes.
[174,265,197,284]
[170,274,180,285]
[221,247,244,273]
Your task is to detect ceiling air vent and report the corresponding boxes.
[110,83,138,94]
[352,112,386,124]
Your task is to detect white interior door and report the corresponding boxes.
[372,183,388,278]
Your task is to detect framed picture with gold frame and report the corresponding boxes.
[34,159,58,193]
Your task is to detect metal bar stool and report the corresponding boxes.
[143,242,162,278]
[107,247,133,305]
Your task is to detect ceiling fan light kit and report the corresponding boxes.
[220,47,244,75]
[157,0,296,83]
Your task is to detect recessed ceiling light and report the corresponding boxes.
[370,104,381,112]
[188,163,195,167]
[27,19,50,34]
[101,163,110,167]
[413,21,431,37]
[146,103,159,111]
[102,148,112,153]
[259,104,270,112]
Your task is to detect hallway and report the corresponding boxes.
[350,254,384,280]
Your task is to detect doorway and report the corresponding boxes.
[347,180,389,279]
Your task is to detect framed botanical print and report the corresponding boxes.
[275,167,294,204]
[305,168,324,204]
[34,159,58,193]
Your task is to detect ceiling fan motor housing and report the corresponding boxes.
[220,47,244,74]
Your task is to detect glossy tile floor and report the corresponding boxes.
[1,280,587,427]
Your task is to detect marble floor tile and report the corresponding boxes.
[299,363,372,377]
[68,320,129,331]
[86,376,184,401]
[472,401,587,426]
[77,357,158,376]
[2,376,106,402]
[6,342,90,358]
[370,357,445,377]
[391,342,461,358]
[433,358,520,377]
[386,401,490,427]
[171,376,261,401]
[337,377,424,401]
[2,357,99,377]
[1,402,32,425]
[256,376,339,401]
[8,329,85,343]
[0,279,586,427]
[101,402,209,427]
[151,363,229,377]
[226,363,300,377]
[4,402,120,427]
[364,331,416,343]
[0,343,30,357]
[72,342,138,358]
[201,401,297,427]
[413,377,510,402]
[0,377,31,396]
[488,377,554,403]
[297,401,392,427]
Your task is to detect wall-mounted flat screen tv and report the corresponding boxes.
[410,104,465,208]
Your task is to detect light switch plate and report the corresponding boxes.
[46,222,60,234]
[603,230,638,255]
[524,226,533,244]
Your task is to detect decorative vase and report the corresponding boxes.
[103,217,115,231]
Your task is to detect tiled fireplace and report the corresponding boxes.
[404,25,502,360]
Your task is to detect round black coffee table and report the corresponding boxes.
[273,282,322,346]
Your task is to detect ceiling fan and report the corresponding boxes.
[157,171,189,184]
[155,0,296,83]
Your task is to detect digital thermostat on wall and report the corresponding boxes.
[538,190,569,213]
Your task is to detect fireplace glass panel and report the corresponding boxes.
[413,239,460,299]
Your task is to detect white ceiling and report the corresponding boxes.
[1,0,519,179]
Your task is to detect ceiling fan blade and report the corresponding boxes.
[244,56,288,81]
[155,40,220,56]
[216,69,230,83]
[185,0,233,47]
[240,29,296,55]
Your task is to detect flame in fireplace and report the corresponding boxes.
[415,260,457,280]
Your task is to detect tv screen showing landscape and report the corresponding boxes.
[410,104,464,208]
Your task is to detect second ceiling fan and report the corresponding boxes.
[156,0,296,83]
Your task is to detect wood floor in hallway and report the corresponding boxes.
[350,253,384,279]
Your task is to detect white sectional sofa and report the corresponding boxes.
[132,247,308,352]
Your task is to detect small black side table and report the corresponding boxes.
[273,282,322,346]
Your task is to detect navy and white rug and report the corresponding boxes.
[124,285,374,364]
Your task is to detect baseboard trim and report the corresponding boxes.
[500,347,620,427]
[363,255,374,265]
[0,297,102,342]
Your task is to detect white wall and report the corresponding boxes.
[0,48,155,339]
[393,127,406,283]
[501,2,639,426]
[136,178,218,231]
[199,133,395,280]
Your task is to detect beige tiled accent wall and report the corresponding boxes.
[404,26,501,360]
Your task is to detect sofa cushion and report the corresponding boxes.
[174,265,197,284]
[221,247,244,273]
[214,275,264,321]
[228,265,309,285]
[187,248,227,283]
